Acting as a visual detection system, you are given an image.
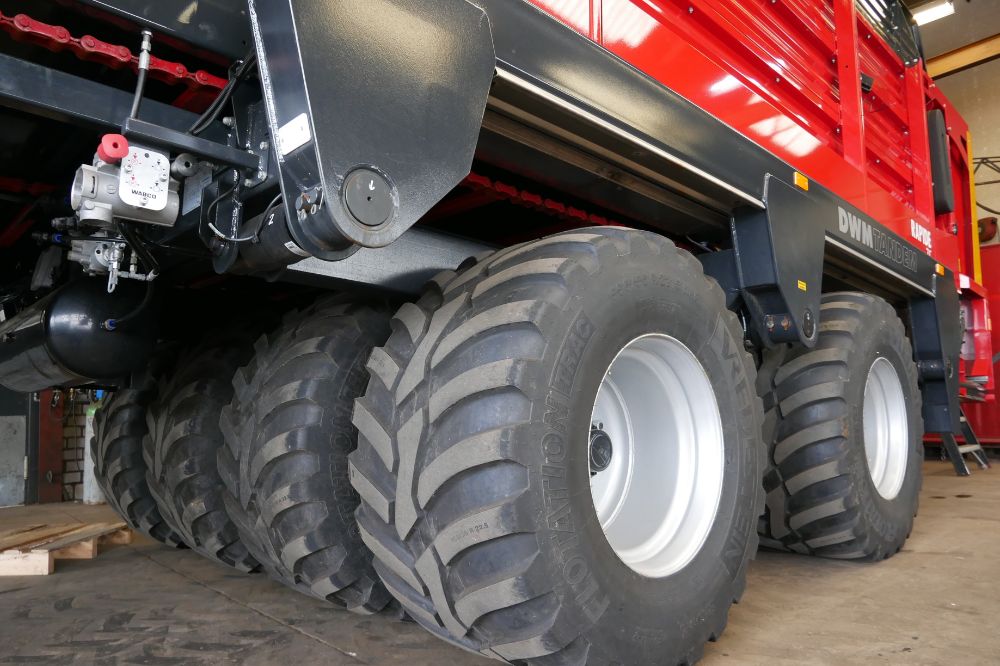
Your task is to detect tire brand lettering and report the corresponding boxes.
[543,393,570,433]
[543,461,573,532]
[540,311,608,623]
[552,314,595,395]
[542,431,565,459]
[541,465,565,478]
[722,502,749,576]
[717,316,753,575]
[552,531,579,553]
[564,556,588,584]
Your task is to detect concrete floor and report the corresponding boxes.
[0,461,996,665]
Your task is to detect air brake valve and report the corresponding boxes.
[71,134,180,227]
[63,134,183,292]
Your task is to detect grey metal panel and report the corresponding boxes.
[0,388,27,507]
[0,416,26,507]
[77,0,250,61]
[0,387,26,417]
[282,229,492,294]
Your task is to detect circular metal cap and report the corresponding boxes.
[344,168,393,227]
[589,427,614,473]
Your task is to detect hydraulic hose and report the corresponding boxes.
[102,281,154,331]
[117,222,160,275]
[189,50,258,136]
[129,30,153,120]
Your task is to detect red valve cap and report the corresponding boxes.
[97,134,129,163]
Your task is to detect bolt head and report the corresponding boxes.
[802,309,815,338]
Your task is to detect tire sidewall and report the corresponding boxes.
[519,245,760,661]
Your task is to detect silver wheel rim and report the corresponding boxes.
[863,357,908,500]
[589,334,725,578]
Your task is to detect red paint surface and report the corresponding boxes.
[525,0,995,411]
[525,0,968,258]
[963,244,1000,442]
[36,390,65,504]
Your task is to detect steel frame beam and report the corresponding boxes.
[0,53,201,133]
[928,33,1000,79]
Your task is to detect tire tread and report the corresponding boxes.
[352,229,764,663]
[218,297,393,613]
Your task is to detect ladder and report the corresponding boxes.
[941,407,991,476]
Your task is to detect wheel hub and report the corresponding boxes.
[589,425,614,474]
[589,334,725,579]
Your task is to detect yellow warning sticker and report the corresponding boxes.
[797,280,808,291]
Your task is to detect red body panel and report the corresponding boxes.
[963,244,1000,442]
[526,0,995,412]
[525,0,968,266]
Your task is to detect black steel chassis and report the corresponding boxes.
[0,0,963,435]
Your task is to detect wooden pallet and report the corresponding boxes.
[0,521,132,575]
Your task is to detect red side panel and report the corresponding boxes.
[964,245,1000,443]
[524,0,995,423]
[523,0,959,269]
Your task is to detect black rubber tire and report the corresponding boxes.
[91,373,185,548]
[349,228,764,664]
[218,297,393,613]
[144,341,260,572]
[757,292,923,560]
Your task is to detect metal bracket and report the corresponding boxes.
[910,270,963,434]
[122,117,260,172]
[249,0,496,255]
[700,175,825,347]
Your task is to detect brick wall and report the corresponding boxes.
[62,396,91,502]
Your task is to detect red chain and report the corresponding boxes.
[464,173,618,227]
[0,11,226,100]
[0,177,58,197]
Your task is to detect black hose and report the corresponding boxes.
[129,30,153,120]
[117,222,160,275]
[102,281,154,332]
[129,67,148,120]
[189,50,258,136]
